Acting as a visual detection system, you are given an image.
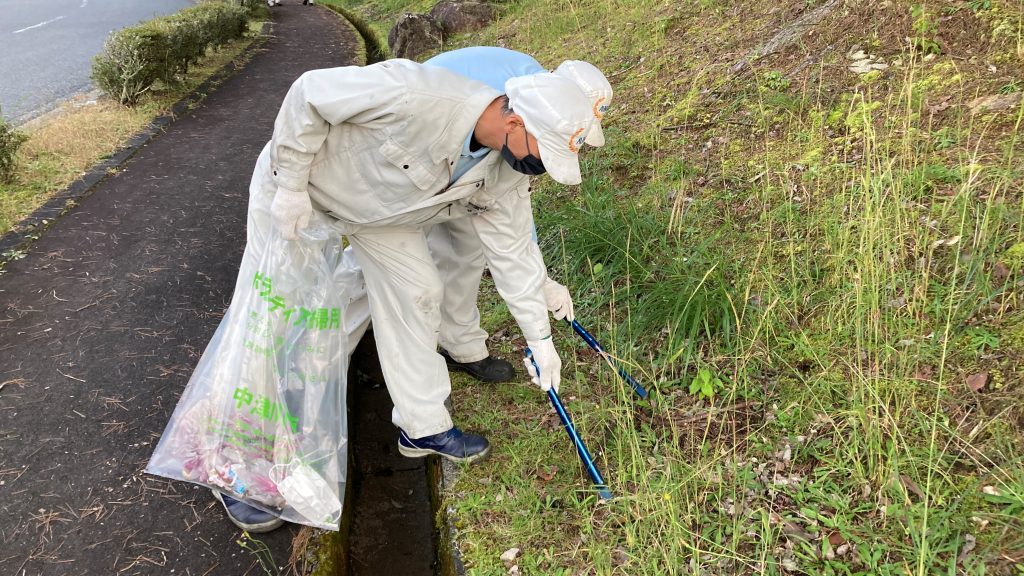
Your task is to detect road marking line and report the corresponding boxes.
[13,15,66,34]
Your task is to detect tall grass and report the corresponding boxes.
[336,0,1024,572]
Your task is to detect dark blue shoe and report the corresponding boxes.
[398,427,490,464]
[212,489,285,533]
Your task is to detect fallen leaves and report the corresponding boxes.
[966,372,988,393]
[991,261,1010,284]
[900,474,927,501]
[957,534,977,565]
[932,235,961,249]
[914,365,935,383]
[927,97,954,115]
[536,465,558,482]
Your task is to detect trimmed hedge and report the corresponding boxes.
[91,1,251,106]
[0,108,28,184]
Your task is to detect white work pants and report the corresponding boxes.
[346,226,456,438]
[427,219,489,364]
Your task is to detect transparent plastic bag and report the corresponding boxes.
[147,213,360,530]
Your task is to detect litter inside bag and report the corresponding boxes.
[148,146,370,529]
[147,213,366,530]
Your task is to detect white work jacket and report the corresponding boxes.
[267,59,551,341]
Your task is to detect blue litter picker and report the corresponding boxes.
[565,319,648,400]
[526,347,613,501]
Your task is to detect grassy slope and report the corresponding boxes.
[334,0,1023,573]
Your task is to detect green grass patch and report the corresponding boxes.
[317,0,1024,572]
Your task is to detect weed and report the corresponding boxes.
[0,108,28,183]
[237,532,280,576]
[911,4,942,55]
[1000,79,1021,94]
[760,70,791,92]
[688,367,724,399]
[2,249,27,262]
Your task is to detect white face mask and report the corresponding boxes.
[271,460,342,523]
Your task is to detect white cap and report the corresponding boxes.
[553,60,612,147]
[505,73,593,185]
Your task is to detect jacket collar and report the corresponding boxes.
[428,83,502,165]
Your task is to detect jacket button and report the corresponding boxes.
[403,164,409,169]
[273,170,277,176]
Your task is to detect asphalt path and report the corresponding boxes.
[0,0,198,125]
[0,6,363,574]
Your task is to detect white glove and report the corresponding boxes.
[524,337,562,393]
[270,186,312,240]
[543,277,575,322]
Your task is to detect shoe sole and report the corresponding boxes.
[211,489,286,533]
[397,443,491,464]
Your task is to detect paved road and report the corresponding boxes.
[0,0,198,125]
[0,6,361,575]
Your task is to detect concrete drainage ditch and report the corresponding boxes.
[316,331,461,576]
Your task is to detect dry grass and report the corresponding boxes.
[20,98,153,179]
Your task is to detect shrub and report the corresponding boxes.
[92,24,172,105]
[236,0,269,14]
[151,16,206,81]
[91,1,250,105]
[188,3,247,49]
[0,109,28,184]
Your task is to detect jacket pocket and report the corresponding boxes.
[379,139,440,191]
[351,138,441,207]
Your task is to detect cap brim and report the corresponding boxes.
[584,123,605,147]
[537,136,582,185]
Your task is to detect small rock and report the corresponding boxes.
[968,93,1022,114]
[428,0,495,36]
[849,58,889,74]
[500,547,521,564]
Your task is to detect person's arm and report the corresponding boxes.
[471,180,564,392]
[269,64,405,194]
[470,179,550,341]
[267,63,408,237]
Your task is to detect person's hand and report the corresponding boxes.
[543,277,575,322]
[524,337,561,393]
[271,186,312,240]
